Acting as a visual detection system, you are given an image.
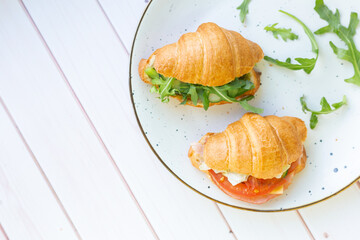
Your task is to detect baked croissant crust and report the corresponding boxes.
[138,22,264,87]
[189,113,307,179]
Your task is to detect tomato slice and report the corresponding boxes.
[209,171,288,197]
[209,156,303,204]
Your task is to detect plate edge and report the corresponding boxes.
[128,0,360,212]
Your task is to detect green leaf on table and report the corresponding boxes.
[237,0,251,23]
[314,0,360,86]
[264,56,317,74]
[300,95,347,129]
[310,113,319,129]
[264,10,319,74]
[329,42,352,62]
[320,97,332,112]
[314,25,333,35]
[264,23,299,41]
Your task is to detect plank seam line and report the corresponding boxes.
[18,1,159,239]
[96,0,129,55]
[0,97,82,240]
[214,203,238,240]
[97,0,240,236]
[296,210,315,240]
[0,223,10,240]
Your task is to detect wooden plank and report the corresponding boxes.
[219,206,311,240]
[20,0,236,239]
[299,185,360,239]
[0,225,9,240]
[0,1,155,239]
[97,0,148,51]
[0,102,79,240]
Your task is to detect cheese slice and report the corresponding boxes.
[198,160,289,187]
[270,185,284,194]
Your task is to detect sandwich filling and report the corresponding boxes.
[199,160,291,186]
[191,141,290,186]
[190,138,306,204]
[144,67,262,112]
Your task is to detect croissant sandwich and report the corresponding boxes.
[138,22,264,111]
[189,113,307,204]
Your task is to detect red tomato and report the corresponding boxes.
[209,159,301,204]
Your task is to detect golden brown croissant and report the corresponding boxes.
[189,113,307,203]
[138,22,264,108]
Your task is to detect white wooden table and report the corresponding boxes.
[0,1,359,239]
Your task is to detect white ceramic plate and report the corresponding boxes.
[130,0,360,211]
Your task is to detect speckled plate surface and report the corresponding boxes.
[130,0,360,211]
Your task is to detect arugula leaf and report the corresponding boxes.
[264,56,317,74]
[310,113,319,129]
[188,85,199,106]
[281,169,289,178]
[301,95,347,114]
[144,67,262,112]
[237,0,251,23]
[210,86,237,103]
[264,23,299,41]
[150,85,158,94]
[159,77,175,102]
[239,96,264,114]
[202,90,210,111]
[280,10,319,54]
[314,0,360,86]
[150,78,165,85]
[198,88,210,111]
[264,10,319,74]
[145,67,160,79]
[300,95,347,129]
[180,94,188,105]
